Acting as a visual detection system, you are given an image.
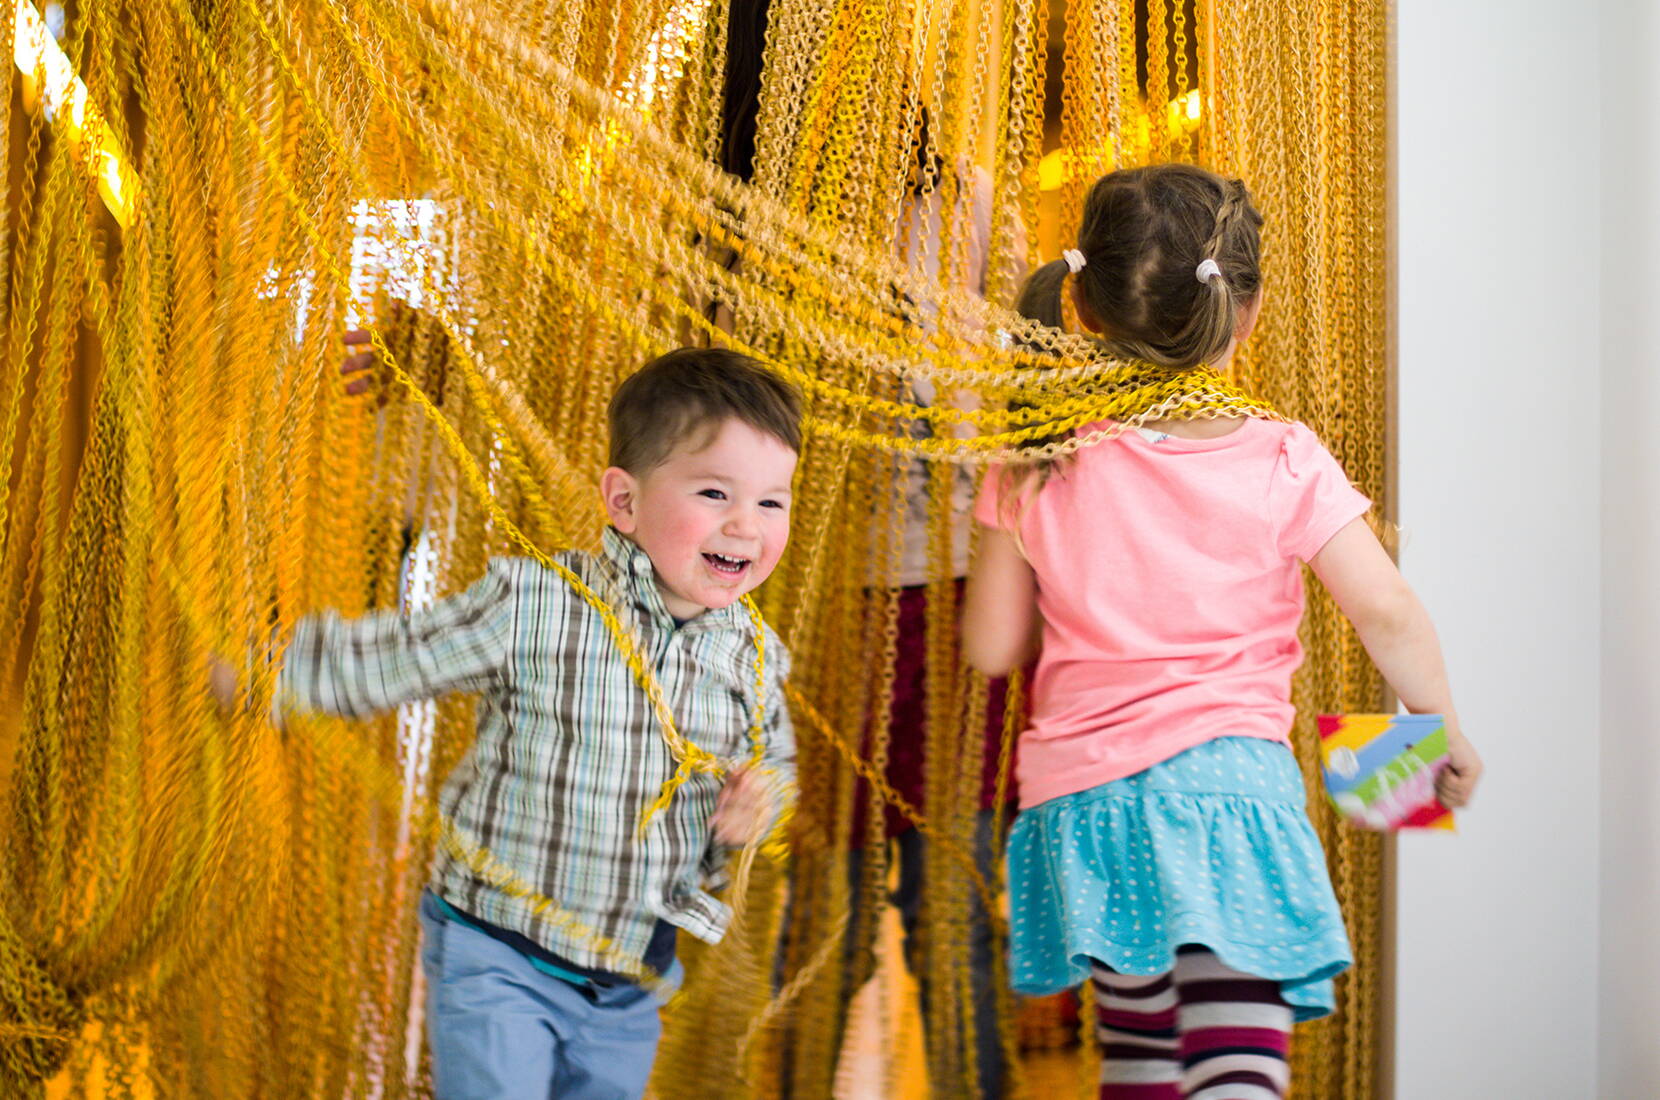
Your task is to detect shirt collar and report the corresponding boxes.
[600,526,747,632]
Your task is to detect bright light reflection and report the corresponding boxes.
[1037,91,1207,193]
[13,0,138,227]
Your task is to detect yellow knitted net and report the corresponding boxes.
[0,0,1387,1095]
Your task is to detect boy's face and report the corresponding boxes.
[601,417,797,620]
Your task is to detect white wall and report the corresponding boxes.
[1394,2,1603,1096]
[1598,0,1660,1096]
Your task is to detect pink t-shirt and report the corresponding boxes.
[974,418,1371,809]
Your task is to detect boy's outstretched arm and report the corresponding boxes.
[1310,517,1483,809]
[962,524,1041,677]
[214,560,518,726]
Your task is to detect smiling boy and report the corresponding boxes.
[266,347,801,1099]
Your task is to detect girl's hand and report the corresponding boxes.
[341,328,386,403]
[711,766,775,846]
[1436,718,1483,810]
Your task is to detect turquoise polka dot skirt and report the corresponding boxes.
[1005,736,1352,1021]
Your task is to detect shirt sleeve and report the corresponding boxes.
[276,558,519,720]
[1267,423,1373,562]
[746,627,797,831]
[757,627,796,786]
[700,626,796,888]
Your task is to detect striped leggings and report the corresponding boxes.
[1090,946,1292,1100]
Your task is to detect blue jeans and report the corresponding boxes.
[417,892,666,1099]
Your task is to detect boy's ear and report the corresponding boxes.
[599,466,641,533]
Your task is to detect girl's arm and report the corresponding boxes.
[1310,517,1483,808]
[962,524,1041,676]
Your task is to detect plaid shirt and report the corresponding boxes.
[278,527,795,973]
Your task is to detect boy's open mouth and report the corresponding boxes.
[703,552,751,577]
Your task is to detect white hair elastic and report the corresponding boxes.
[1195,258,1223,284]
[1062,248,1088,274]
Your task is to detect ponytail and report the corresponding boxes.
[1165,176,1256,367]
[1167,267,1242,369]
[1012,257,1072,330]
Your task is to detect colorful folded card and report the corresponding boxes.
[1316,714,1455,831]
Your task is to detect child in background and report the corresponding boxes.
[220,348,801,1100]
[844,149,1021,1099]
[962,165,1481,1099]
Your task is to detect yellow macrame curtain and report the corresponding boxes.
[0,0,1386,1096]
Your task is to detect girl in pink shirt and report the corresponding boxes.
[963,164,1482,1100]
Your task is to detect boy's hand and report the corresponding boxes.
[711,766,776,847]
[1436,718,1483,810]
[209,657,239,715]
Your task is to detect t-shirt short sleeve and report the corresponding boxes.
[1269,423,1372,561]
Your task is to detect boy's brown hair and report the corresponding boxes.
[607,347,802,474]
